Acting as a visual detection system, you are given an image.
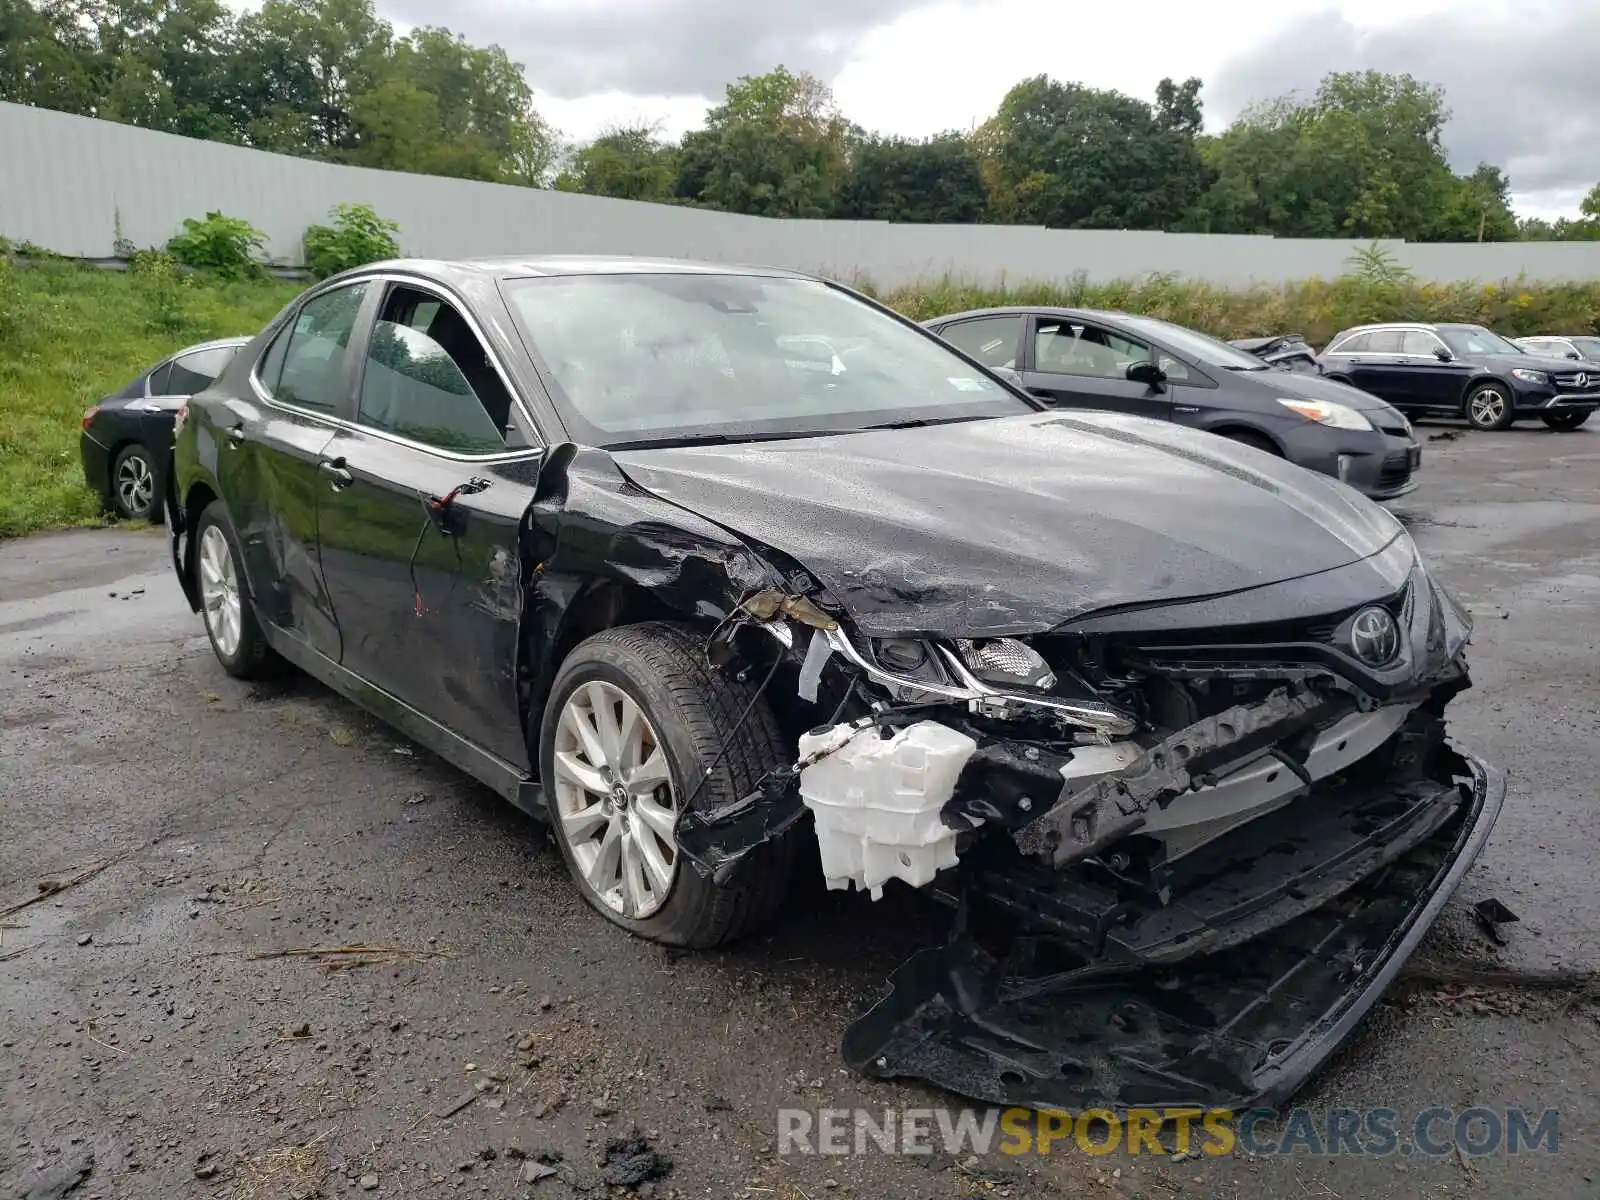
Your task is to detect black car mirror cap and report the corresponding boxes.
[1126,360,1167,387]
[1433,347,1453,362]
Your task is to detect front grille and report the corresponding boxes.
[1095,586,1411,658]
[1553,372,1600,392]
[1377,451,1414,490]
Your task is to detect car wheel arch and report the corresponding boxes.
[101,436,143,500]
[1207,423,1286,455]
[518,576,696,754]
[1459,373,1511,413]
[177,481,220,612]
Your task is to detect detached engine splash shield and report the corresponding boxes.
[840,754,1504,1113]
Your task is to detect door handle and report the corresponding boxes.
[319,458,354,489]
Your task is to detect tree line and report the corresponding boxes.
[6,0,1600,242]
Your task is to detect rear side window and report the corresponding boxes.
[939,316,1023,369]
[258,282,370,414]
[146,363,175,395]
[1366,330,1404,353]
[1330,333,1370,353]
[163,345,240,395]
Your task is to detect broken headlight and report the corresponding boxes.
[954,637,1056,691]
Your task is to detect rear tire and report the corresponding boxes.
[111,442,161,522]
[1464,383,1515,430]
[539,622,796,949]
[193,500,280,680]
[1540,410,1590,430]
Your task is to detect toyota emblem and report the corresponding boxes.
[1349,606,1401,667]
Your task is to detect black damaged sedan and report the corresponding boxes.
[166,257,1503,1114]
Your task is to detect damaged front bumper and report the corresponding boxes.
[841,744,1503,1112]
[678,563,1503,1114]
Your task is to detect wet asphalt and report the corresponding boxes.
[2,423,1598,1199]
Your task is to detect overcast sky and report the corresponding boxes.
[372,0,1597,219]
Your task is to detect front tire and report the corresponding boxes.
[193,500,279,679]
[1540,410,1591,430]
[539,622,796,948]
[111,443,161,522]
[1465,383,1515,430]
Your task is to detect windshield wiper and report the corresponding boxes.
[860,414,993,430]
[605,429,844,451]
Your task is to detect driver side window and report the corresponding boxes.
[1034,321,1188,382]
[1036,321,1148,378]
[355,286,518,455]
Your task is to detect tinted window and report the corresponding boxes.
[1330,333,1371,354]
[362,286,516,447]
[940,316,1023,368]
[1035,320,1192,381]
[1114,316,1258,372]
[163,345,240,395]
[1400,331,1443,356]
[1438,326,1522,356]
[500,274,1028,448]
[146,363,175,395]
[266,282,370,414]
[359,322,507,454]
[1365,331,1404,353]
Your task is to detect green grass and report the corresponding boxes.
[4,257,1600,539]
[0,260,300,539]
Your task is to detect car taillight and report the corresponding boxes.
[81,406,99,430]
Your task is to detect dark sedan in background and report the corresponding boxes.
[1319,322,1597,431]
[925,307,1421,499]
[80,336,249,520]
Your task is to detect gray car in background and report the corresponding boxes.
[925,307,1422,500]
[1513,334,1600,363]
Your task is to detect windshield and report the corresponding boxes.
[1116,315,1272,371]
[500,273,1031,447]
[1439,326,1524,356]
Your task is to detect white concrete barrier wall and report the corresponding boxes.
[7,101,1600,286]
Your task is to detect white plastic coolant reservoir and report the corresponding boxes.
[796,721,979,900]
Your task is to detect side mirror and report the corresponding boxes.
[1126,360,1167,387]
[1568,351,1582,360]
[1433,347,1453,362]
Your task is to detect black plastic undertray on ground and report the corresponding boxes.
[840,755,1504,1113]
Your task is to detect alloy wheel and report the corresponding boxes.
[198,524,242,659]
[551,680,679,919]
[1468,387,1507,428]
[116,452,154,516]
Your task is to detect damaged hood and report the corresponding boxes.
[613,411,1407,638]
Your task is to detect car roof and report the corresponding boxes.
[331,255,818,287]
[925,306,1145,326]
[1332,321,1502,336]
[149,335,251,369]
